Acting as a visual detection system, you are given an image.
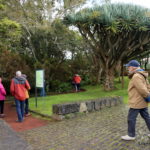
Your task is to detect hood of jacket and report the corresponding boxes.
[13,76,26,84]
[15,76,26,81]
[136,71,148,78]
[128,69,148,79]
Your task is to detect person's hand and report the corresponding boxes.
[144,94,150,102]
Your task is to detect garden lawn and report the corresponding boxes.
[29,77,129,116]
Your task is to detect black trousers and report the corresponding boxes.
[25,99,29,114]
[0,100,4,114]
[128,108,150,137]
[74,83,80,91]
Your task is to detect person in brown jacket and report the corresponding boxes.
[121,60,150,140]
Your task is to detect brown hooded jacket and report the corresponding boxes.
[128,71,150,109]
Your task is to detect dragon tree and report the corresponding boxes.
[63,3,150,91]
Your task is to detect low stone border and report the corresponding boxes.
[52,96,123,120]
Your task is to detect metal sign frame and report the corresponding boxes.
[35,69,45,107]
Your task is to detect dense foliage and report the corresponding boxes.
[0,0,91,94]
[64,3,150,90]
[1,0,150,94]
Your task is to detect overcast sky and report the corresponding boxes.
[85,0,150,9]
[111,0,150,8]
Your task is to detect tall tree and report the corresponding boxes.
[4,0,54,60]
[0,0,21,51]
[4,0,87,59]
[64,3,150,91]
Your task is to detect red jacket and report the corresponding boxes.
[73,76,81,84]
[10,77,30,101]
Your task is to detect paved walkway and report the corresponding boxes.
[18,104,150,150]
[3,102,48,132]
[0,119,33,150]
[1,104,150,150]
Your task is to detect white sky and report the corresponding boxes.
[84,0,150,9]
[111,0,150,9]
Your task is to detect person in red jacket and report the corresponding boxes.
[10,71,30,122]
[73,74,81,92]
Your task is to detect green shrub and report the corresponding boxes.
[50,80,72,93]
[56,82,72,93]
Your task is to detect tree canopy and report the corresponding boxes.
[0,0,91,93]
[64,3,150,90]
[0,0,21,50]
[2,1,150,93]
[64,4,150,27]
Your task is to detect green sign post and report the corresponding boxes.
[35,70,44,107]
[36,70,44,88]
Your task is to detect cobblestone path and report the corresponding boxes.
[20,104,150,150]
[0,119,32,150]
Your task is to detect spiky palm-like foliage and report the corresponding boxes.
[64,4,150,28]
[63,3,150,91]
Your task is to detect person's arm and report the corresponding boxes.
[25,80,31,90]
[132,74,149,98]
[0,85,6,96]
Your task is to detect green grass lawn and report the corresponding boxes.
[29,77,129,116]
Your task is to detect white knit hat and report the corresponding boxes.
[16,71,22,77]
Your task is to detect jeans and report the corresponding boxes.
[15,99,25,122]
[25,99,29,114]
[40,87,46,96]
[74,83,80,91]
[128,108,150,137]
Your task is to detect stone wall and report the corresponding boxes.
[52,96,123,120]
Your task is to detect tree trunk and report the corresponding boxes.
[144,56,149,70]
[96,68,103,84]
[103,67,115,91]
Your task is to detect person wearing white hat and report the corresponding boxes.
[10,71,30,122]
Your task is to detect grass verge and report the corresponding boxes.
[29,77,129,116]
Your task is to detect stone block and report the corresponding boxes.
[86,101,95,112]
[79,102,87,112]
[118,96,123,104]
[115,97,121,105]
[111,97,117,106]
[52,103,80,115]
[105,98,111,107]
[101,98,107,108]
[52,96,124,120]
[53,104,60,114]
[94,99,101,111]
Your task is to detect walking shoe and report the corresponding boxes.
[16,120,23,123]
[121,135,135,140]
[0,114,5,118]
[25,113,31,117]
